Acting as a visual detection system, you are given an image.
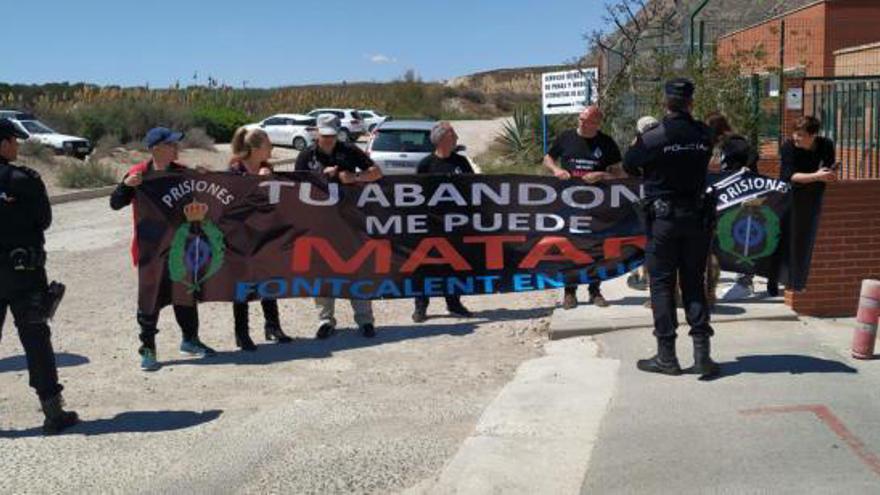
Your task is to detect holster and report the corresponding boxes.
[8,247,46,272]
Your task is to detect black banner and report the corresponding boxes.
[711,170,792,279]
[135,172,648,313]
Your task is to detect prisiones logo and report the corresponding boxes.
[169,200,226,292]
[716,198,780,267]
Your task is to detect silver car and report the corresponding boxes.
[366,120,439,175]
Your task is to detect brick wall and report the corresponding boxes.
[784,179,880,316]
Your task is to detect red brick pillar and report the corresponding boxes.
[785,180,880,316]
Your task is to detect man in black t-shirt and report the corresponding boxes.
[295,114,384,339]
[412,122,475,323]
[543,106,624,310]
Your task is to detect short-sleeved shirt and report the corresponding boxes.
[780,137,835,183]
[548,129,622,177]
[294,141,375,177]
[416,152,474,175]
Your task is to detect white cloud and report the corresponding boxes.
[366,53,397,64]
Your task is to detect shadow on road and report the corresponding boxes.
[0,353,89,374]
[160,321,482,368]
[705,354,858,381]
[0,409,222,439]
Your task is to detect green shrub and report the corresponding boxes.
[57,161,117,189]
[191,106,248,143]
[182,127,216,150]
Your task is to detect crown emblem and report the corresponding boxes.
[742,197,767,208]
[183,200,209,223]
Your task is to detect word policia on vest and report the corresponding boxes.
[133,170,802,313]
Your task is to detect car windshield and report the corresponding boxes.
[371,129,433,153]
[19,120,55,134]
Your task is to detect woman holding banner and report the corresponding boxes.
[227,127,293,350]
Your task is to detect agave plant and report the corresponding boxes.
[497,106,541,163]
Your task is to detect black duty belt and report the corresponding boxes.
[0,246,46,271]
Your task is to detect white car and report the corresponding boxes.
[247,114,316,151]
[2,111,92,159]
[366,120,475,175]
[306,108,366,142]
[358,110,389,132]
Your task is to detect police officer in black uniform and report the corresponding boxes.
[0,118,79,434]
[623,79,720,379]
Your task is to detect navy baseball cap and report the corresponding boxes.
[143,127,184,148]
[0,118,29,141]
[665,78,695,99]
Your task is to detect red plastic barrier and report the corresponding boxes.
[852,279,880,360]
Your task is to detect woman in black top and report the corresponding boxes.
[768,116,838,296]
[228,127,293,350]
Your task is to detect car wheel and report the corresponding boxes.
[338,128,350,143]
[293,136,307,151]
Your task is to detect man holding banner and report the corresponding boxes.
[295,114,384,339]
[543,105,624,309]
[412,122,474,323]
[623,79,720,379]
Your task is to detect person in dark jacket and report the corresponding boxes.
[0,118,79,434]
[110,127,216,371]
[623,79,720,379]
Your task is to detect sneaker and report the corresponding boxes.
[721,282,754,301]
[315,323,336,340]
[589,293,610,308]
[140,348,160,372]
[180,339,217,357]
[361,324,377,338]
[447,303,473,318]
[562,292,578,310]
[412,308,428,323]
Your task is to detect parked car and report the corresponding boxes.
[306,108,366,142]
[358,109,389,132]
[366,120,475,175]
[246,114,316,150]
[1,110,92,159]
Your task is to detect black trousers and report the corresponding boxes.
[233,299,280,335]
[0,268,63,401]
[414,295,461,312]
[564,282,602,297]
[646,213,714,340]
[136,305,199,351]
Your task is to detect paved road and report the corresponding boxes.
[0,196,553,494]
[581,313,880,494]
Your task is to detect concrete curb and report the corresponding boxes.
[49,185,116,205]
[422,338,619,494]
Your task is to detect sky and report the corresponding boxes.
[3,0,607,88]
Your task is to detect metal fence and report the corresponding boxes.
[806,77,880,179]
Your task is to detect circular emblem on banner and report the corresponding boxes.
[169,201,226,292]
[717,204,779,267]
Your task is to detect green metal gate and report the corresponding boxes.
[805,77,880,179]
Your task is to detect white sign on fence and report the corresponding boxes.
[786,88,804,110]
[541,68,598,115]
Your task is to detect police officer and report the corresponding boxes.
[623,79,720,379]
[0,118,79,434]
